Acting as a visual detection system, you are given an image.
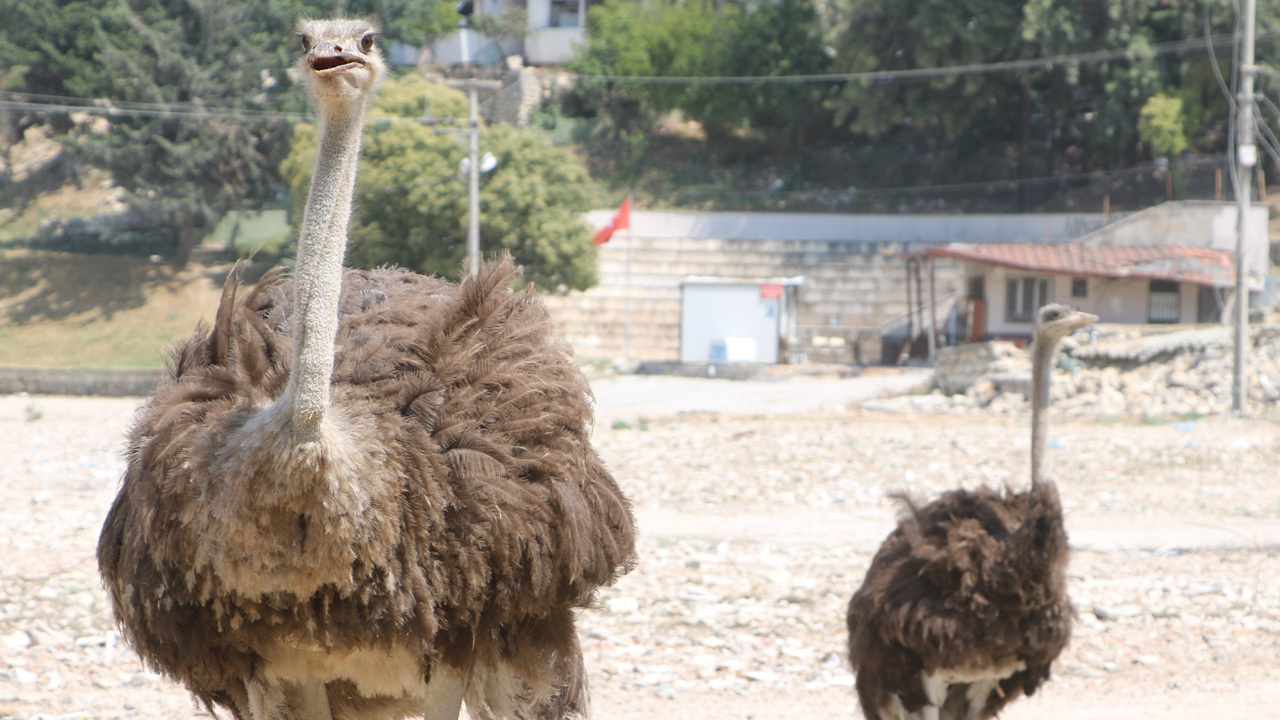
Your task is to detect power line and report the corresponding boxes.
[576,31,1280,85]
[0,98,311,123]
[0,90,295,118]
[2,28,1275,122]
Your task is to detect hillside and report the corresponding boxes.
[0,251,230,369]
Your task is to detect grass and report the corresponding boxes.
[0,250,228,369]
[0,168,120,247]
[207,207,292,258]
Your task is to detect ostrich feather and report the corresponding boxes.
[98,256,635,717]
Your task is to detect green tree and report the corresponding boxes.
[686,0,835,145]
[827,0,1280,175]
[570,0,721,130]
[283,76,601,291]
[828,0,1027,140]
[340,0,458,46]
[3,0,314,264]
[570,0,835,148]
[1,0,460,264]
[1138,92,1187,157]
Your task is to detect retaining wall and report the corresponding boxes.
[0,367,160,397]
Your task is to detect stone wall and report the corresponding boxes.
[0,367,160,397]
[541,235,964,362]
[933,341,1022,395]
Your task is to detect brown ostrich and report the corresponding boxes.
[846,303,1096,720]
[97,17,635,720]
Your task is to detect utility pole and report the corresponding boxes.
[1233,0,1257,414]
[466,87,480,277]
[443,79,502,277]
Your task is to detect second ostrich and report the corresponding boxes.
[98,18,635,720]
[846,303,1096,720]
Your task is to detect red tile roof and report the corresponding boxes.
[919,243,1237,287]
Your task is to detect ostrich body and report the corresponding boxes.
[846,304,1096,720]
[97,18,635,720]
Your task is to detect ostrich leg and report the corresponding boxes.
[288,681,332,719]
[422,669,467,720]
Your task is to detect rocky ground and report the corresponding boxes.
[904,325,1280,421]
[0,384,1277,719]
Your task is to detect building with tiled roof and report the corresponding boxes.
[917,241,1251,341]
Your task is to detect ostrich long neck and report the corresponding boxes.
[1029,330,1056,488]
[288,103,366,443]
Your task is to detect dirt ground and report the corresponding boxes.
[0,381,1277,719]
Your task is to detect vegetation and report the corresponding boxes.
[0,250,226,368]
[0,0,458,266]
[3,0,305,265]
[4,0,1280,263]
[567,0,1280,210]
[282,76,601,291]
[571,0,836,144]
[1139,93,1190,158]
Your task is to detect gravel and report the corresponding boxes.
[0,386,1277,719]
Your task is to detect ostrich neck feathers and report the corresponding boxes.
[1029,333,1058,489]
[288,106,366,442]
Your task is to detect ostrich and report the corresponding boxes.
[97,17,635,720]
[846,303,1096,720]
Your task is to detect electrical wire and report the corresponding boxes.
[0,98,311,123]
[0,27,1274,124]
[0,89,294,118]
[576,31,1279,85]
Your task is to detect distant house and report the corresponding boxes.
[921,243,1243,342]
[430,0,589,66]
[905,200,1271,346]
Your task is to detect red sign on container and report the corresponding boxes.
[760,283,783,299]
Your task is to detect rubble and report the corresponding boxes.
[928,326,1280,418]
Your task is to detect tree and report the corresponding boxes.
[570,0,836,149]
[1,0,460,264]
[340,0,458,47]
[3,0,313,264]
[685,0,835,146]
[827,0,1280,175]
[569,0,721,131]
[282,75,601,291]
[1138,92,1188,158]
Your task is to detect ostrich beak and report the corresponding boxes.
[1070,311,1099,329]
[308,44,368,75]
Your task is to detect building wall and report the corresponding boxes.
[524,27,585,65]
[1076,201,1270,283]
[973,262,1207,338]
[540,209,1125,362]
[541,235,964,361]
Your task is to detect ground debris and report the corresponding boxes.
[0,393,1277,719]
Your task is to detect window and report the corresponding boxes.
[1149,280,1180,323]
[1071,277,1088,298]
[1197,285,1223,323]
[1005,276,1051,322]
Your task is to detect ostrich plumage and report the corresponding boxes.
[846,303,1096,720]
[97,18,634,720]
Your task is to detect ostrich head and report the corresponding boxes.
[1034,303,1097,346]
[295,18,385,112]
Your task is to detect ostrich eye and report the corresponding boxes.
[299,34,312,52]
[1045,310,1060,321]
[360,33,377,53]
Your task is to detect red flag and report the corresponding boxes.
[593,197,630,245]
